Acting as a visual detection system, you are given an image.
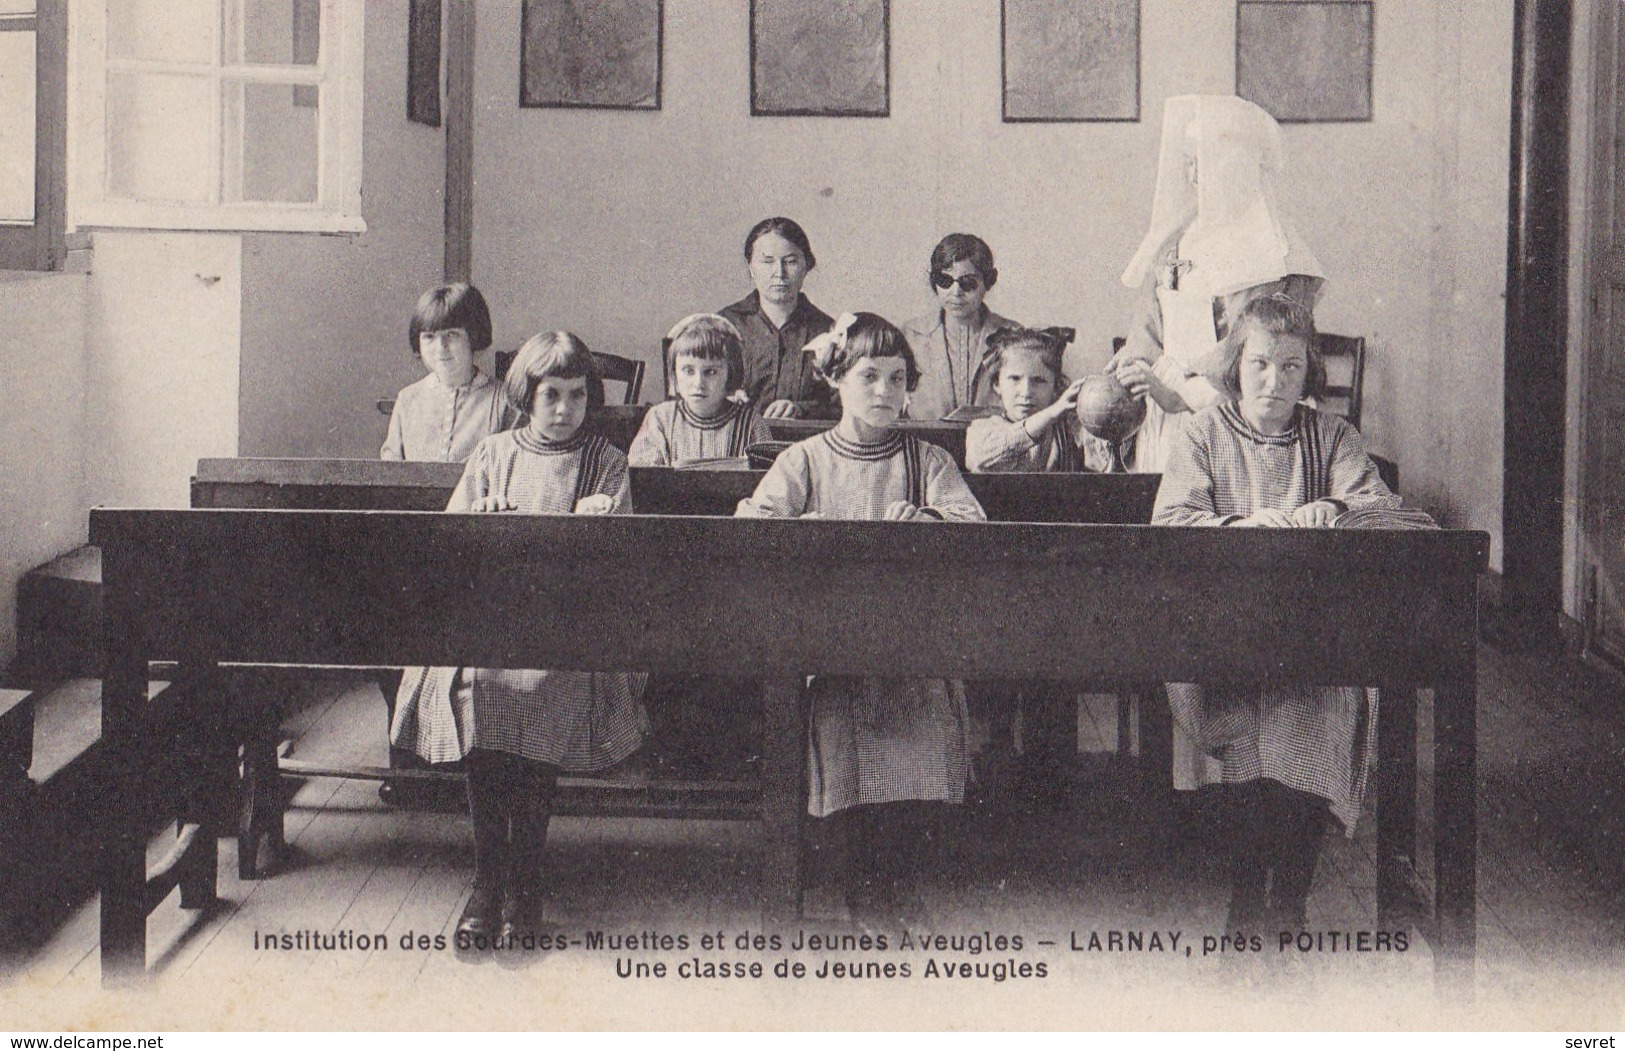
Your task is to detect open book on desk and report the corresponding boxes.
[938,405,1001,423]
[671,456,753,471]
[1333,506,1439,530]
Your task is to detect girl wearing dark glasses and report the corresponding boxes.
[899,233,1020,420]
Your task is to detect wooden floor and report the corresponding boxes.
[1,644,1622,1029]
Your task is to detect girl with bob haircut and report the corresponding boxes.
[719,216,837,419]
[629,313,771,467]
[1153,294,1409,937]
[737,311,984,927]
[392,329,643,956]
[502,330,606,417]
[900,233,1020,420]
[383,283,517,461]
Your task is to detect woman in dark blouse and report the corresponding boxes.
[719,217,836,419]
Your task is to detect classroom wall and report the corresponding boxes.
[237,1,444,458]
[84,231,241,509]
[0,272,89,669]
[468,0,1513,564]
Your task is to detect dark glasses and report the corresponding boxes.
[931,271,983,293]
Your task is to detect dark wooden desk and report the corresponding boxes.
[92,509,1484,990]
[190,458,1163,875]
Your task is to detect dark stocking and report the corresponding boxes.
[1263,781,1328,930]
[1225,781,1271,932]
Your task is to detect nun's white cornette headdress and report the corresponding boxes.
[1120,95,1324,298]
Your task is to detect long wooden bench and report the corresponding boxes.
[92,508,1485,990]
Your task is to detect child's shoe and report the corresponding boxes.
[454,883,499,961]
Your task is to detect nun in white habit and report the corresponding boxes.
[1111,94,1327,474]
[1111,95,1331,796]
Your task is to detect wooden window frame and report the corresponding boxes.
[0,0,67,271]
[67,0,366,236]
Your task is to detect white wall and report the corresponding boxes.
[238,1,445,458]
[469,0,1513,563]
[0,272,89,667]
[83,231,241,509]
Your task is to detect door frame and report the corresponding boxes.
[1573,0,1622,660]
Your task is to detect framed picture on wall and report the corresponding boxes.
[750,0,889,118]
[406,0,441,126]
[1001,0,1139,122]
[520,0,663,111]
[1236,0,1373,122]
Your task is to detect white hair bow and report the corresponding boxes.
[803,311,859,381]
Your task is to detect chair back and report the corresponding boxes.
[494,348,646,405]
[1314,333,1366,431]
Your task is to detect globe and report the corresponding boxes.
[1075,373,1147,443]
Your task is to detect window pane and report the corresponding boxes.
[0,2,36,15]
[0,29,34,221]
[231,80,318,203]
[106,72,215,203]
[224,0,319,66]
[108,0,215,64]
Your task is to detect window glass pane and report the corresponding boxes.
[233,80,318,203]
[224,0,319,66]
[106,72,214,203]
[0,2,37,15]
[0,29,34,221]
[108,0,215,65]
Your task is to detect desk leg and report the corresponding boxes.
[177,663,222,910]
[760,675,803,927]
[99,602,147,986]
[1376,685,1418,927]
[1434,677,1477,996]
[1137,684,1173,810]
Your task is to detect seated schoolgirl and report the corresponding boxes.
[629,313,772,468]
[737,312,985,925]
[961,327,1112,809]
[378,283,521,801]
[965,327,1113,474]
[1152,295,1402,934]
[382,283,519,462]
[391,331,645,952]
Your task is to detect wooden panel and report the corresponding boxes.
[94,509,1484,686]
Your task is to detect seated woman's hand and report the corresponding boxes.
[574,493,614,515]
[468,495,515,513]
[1291,500,1341,528]
[1106,347,1152,375]
[1233,509,1295,528]
[883,501,922,521]
[762,399,802,419]
[1113,358,1186,414]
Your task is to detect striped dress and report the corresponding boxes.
[390,427,646,771]
[627,399,773,467]
[1152,402,1401,830]
[965,413,1114,474]
[737,429,987,817]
